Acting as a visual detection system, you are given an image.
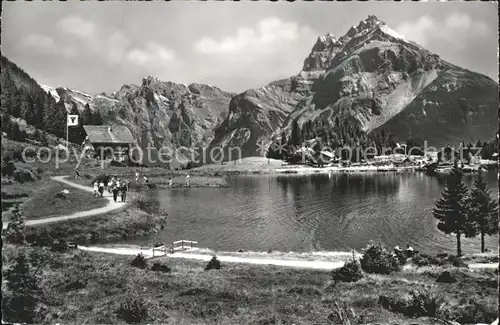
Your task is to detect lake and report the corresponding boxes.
[128,171,498,255]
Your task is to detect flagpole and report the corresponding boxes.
[66,114,69,150]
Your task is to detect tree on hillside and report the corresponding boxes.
[290,120,301,147]
[433,167,475,257]
[33,96,45,130]
[5,205,27,245]
[3,250,40,324]
[468,174,499,252]
[44,99,66,138]
[82,103,93,125]
[93,110,103,125]
[22,94,36,125]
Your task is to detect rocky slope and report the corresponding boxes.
[41,76,235,165]
[209,15,498,160]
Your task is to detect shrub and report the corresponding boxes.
[151,262,170,273]
[411,253,468,268]
[436,270,457,283]
[411,253,431,267]
[13,169,36,183]
[205,255,222,270]
[1,155,16,177]
[438,298,498,323]
[327,300,366,325]
[133,195,161,215]
[115,297,148,324]
[379,287,443,318]
[131,254,147,269]
[332,259,363,283]
[360,241,401,274]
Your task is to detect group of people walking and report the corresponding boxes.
[93,176,129,203]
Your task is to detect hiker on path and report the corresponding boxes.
[107,179,113,194]
[112,180,120,203]
[143,175,148,188]
[186,173,190,187]
[120,181,128,202]
[135,171,140,184]
[75,168,82,180]
[93,181,99,197]
[168,177,173,188]
[98,181,105,197]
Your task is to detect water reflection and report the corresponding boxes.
[123,171,498,255]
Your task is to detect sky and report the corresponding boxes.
[2,1,498,95]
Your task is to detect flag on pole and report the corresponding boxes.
[67,115,79,126]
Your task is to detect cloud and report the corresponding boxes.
[193,17,314,56]
[106,31,132,64]
[396,13,490,48]
[57,16,96,39]
[190,17,318,90]
[126,42,176,66]
[23,34,76,57]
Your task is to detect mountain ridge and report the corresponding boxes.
[208,15,498,161]
[1,15,497,166]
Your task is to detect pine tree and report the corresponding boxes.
[469,174,499,252]
[5,205,26,245]
[33,96,45,130]
[93,110,103,125]
[21,93,35,125]
[82,103,93,125]
[3,251,39,323]
[290,120,301,147]
[433,167,474,257]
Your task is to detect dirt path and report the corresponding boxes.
[2,176,127,229]
[78,245,345,270]
[78,245,499,271]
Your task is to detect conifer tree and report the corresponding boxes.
[290,120,301,147]
[468,173,499,252]
[82,103,93,125]
[21,93,35,125]
[3,251,39,323]
[433,167,474,257]
[33,96,45,131]
[93,110,103,125]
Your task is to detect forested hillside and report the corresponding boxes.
[0,55,102,145]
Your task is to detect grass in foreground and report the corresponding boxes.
[1,244,497,325]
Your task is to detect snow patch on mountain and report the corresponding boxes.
[40,84,60,102]
[379,25,406,40]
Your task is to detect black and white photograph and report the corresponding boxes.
[1,1,499,324]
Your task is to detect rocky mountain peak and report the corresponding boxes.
[142,74,162,86]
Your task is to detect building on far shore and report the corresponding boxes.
[82,125,135,162]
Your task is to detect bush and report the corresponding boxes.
[360,242,401,274]
[411,253,431,267]
[327,300,366,325]
[379,287,443,318]
[131,254,147,269]
[151,262,170,273]
[1,155,16,177]
[332,259,363,283]
[133,195,161,215]
[13,169,36,183]
[205,255,222,271]
[411,253,468,268]
[115,297,148,324]
[436,270,457,283]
